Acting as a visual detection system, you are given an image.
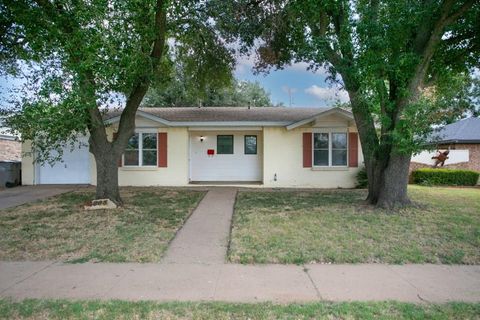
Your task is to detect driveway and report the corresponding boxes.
[0,185,84,210]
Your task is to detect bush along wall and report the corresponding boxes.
[356,167,368,188]
[412,168,480,186]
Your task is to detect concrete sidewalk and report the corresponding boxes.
[0,261,479,303]
[162,188,237,264]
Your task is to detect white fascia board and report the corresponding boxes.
[104,116,121,125]
[188,126,264,131]
[286,108,354,130]
[104,110,173,126]
[177,121,290,127]
[0,134,18,141]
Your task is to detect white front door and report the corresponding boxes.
[190,131,262,182]
[37,136,91,184]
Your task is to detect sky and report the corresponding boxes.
[234,55,348,108]
[0,54,349,110]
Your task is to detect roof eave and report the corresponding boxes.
[286,108,354,130]
[104,110,173,126]
[104,113,292,127]
[175,121,290,127]
[428,139,480,145]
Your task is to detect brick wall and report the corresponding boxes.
[0,138,21,161]
[410,143,480,173]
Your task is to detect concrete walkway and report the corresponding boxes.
[162,188,237,264]
[0,185,82,210]
[1,262,479,303]
[0,187,479,303]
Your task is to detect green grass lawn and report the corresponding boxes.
[0,299,479,320]
[0,188,205,263]
[229,186,480,264]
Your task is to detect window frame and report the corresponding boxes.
[217,135,234,154]
[123,131,158,167]
[312,130,349,168]
[244,135,257,155]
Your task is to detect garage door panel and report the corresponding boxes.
[37,137,91,184]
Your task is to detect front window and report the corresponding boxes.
[244,135,257,154]
[124,132,157,166]
[331,133,347,166]
[124,134,140,166]
[217,135,234,154]
[313,132,347,166]
[313,133,329,166]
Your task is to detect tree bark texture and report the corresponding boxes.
[93,150,122,204]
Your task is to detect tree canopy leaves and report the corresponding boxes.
[1,0,236,164]
[144,76,274,107]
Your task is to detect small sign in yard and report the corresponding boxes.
[84,199,117,210]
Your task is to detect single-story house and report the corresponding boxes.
[21,107,363,188]
[410,117,480,172]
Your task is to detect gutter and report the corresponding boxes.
[426,139,480,145]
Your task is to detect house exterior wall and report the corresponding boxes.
[263,125,363,188]
[120,127,189,186]
[21,140,34,185]
[0,137,21,161]
[410,143,480,173]
[89,126,190,186]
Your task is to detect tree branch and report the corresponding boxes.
[115,0,167,148]
[404,0,476,108]
[444,0,477,25]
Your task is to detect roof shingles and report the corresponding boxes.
[105,107,330,123]
[431,117,480,144]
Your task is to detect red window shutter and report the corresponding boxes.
[349,132,358,167]
[303,132,312,168]
[158,132,168,167]
[113,132,122,167]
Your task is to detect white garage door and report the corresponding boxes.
[37,137,91,184]
[190,132,262,182]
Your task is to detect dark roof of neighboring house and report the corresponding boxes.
[430,117,480,144]
[105,106,331,123]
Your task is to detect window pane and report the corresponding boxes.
[314,150,329,166]
[332,133,347,149]
[314,133,329,149]
[245,135,257,154]
[332,150,347,166]
[142,150,157,166]
[217,135,234,154]
[124,150,139,166]
[126,133,139,150]
[143,133,157,149]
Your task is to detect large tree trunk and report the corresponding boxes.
[373,153,412,209]
[92,149,122,205]
[364,158,384,205]
[362,148,412,208]
[87,106,128,206]
[349,94,412,209]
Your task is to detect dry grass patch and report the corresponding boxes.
[0,187,205,262]
[229,186,480,264]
